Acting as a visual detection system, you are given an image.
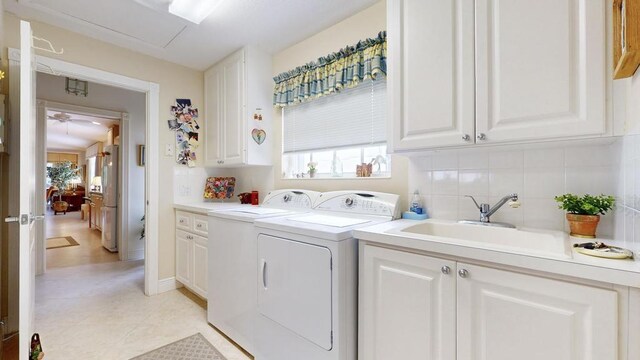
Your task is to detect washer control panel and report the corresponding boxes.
[315,191,400,219]
[263,189,321,209]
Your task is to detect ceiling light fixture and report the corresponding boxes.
[168,0,223,24]
[92,121,101,125]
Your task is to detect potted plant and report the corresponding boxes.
[554,194,615,238]
[308,161,317,178]
[47,161,78,214]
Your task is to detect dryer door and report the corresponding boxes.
[257,234,333,350]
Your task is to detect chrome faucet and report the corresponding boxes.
[459,193,519,228]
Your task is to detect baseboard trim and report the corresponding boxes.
[158,277,183,293]
[128,249,144,261]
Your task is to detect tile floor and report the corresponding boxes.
[39,208,251,359]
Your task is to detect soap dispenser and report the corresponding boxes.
[410,190,423,214]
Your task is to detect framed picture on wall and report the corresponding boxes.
[614,0,640,79]
[138,145,145,166]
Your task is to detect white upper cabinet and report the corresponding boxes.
[388,0,608,151]
[388,0,475,150]
[204,46,273,167]
[475,0,606,143]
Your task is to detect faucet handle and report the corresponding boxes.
[464,195,481,210]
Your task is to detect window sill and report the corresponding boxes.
[281,174,391,180]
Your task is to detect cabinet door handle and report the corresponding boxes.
[476,133,487,141]
[458,269,469,278]
[441,266,451,274]
[261,259,267,289]
[462,134,471,142]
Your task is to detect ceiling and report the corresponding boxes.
[4,0,380,70]
[47,110,119,151]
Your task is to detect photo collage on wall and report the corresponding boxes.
[168,99,199,167]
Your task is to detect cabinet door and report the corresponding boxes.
[192,235,208,299]
[475,0,606,143]
[175,230,192,287]
[360,245,456,360]
[222,50,246,165]
[457,263,617,360]
[204,65,223,166]
[388,0,475,151]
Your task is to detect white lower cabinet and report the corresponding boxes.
[360,245,619,360]
[175,210,208,299]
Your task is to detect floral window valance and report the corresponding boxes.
[273,31,387,107]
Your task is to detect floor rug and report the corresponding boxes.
[130,333,227,360]
[46,236,79,249]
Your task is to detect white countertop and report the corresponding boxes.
[173,201,244,215]
[354,219,640,288]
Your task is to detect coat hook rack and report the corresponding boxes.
[32,36,64,55]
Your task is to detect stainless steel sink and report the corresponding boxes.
[395,220,571,258]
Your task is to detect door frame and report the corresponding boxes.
[9,48,161,296]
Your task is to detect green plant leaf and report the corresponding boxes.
[554,193,615,215]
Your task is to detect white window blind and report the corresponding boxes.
[283,79,387,154]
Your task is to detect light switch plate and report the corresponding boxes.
[165,143,174,157]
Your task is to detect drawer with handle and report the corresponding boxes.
[176,211,192,231]
[192,215,209,236]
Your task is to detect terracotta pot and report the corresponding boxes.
[566,213,600,238]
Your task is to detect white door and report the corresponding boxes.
[175,230,192,286]
[191,235,208,298]
[6,20,39,360]
[475,0,606,143]
[359,245,456,360]
[457,263,618,360]
[257,235,332,350]
[222,50,245,165]
[388,0,475,151]
[204,65,223,166]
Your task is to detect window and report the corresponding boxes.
[282,80,389,179]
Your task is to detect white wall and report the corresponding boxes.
[37,72,146,259]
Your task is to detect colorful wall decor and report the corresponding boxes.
[168,99,199,167]
[251,107,266,145]
[203,177,236,200]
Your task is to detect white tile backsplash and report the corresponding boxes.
[613,133,640,247]
[409,142,623,238]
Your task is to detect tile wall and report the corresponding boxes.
[614,134,640,247]
[407,141,622,237]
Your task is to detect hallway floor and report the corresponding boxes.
[45,208,118,268]
[35,260,251,359]
[39,208,250,359]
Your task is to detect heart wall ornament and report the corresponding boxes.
[252,128,266,145]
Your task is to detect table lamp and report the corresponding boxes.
[70,177,81,194]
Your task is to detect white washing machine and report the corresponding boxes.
[252,191,400,360]
[207,189,321,355]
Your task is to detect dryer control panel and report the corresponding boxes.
[314,191,400,219]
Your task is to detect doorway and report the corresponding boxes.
[40,98,132,270]
[36,72,148,272]
[4,43,161,358]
